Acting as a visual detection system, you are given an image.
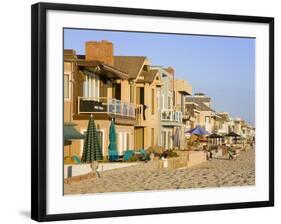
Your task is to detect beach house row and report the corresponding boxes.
[64,40,255,160]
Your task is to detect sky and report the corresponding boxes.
[64,29,255,125]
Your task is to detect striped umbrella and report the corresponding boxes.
[81,114,103,163]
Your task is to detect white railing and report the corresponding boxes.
[78,96,135,118]
[161,109,182,123]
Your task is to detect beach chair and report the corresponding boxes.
[123,150,134,161]
[72,155,81,164]
[141,149,149,160]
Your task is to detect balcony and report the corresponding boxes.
[161,109,182,123]
[78,96,135,118]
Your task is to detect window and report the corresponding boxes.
[205,116,210,123]
[168,131,172,149]
[162,131,166,148]
[112,82,121,100]
[117,132,130,155]
[64,74,70,99]
[151,88,155,115]
[83,74,100,98]
[157,89,160,110]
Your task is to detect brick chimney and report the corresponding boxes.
[85,40,114,66]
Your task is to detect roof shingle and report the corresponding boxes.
[113,56,146,79]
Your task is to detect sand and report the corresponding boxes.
[64,148,255,195]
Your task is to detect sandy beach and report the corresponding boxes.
[64,148,255,195]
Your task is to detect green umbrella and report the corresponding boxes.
[81,114,103,163]
[108,119,119,161]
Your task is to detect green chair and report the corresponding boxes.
[72,155,81,164]
[123,150,134,161]
[139,149,149,161]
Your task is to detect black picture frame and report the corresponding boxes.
[31,2,274,222]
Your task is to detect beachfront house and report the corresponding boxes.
[64,40,136,159]
[149,66,184,149]
[173,79,192,149]
[113,56,162,150]
[215,112,231,135]
[185,93,216,133]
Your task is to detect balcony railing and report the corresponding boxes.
[161,109,182,123]
[78,96,135,118]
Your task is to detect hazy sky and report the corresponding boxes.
[64,29,255,125]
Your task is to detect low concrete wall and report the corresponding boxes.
[64,151,207,180]
[166,157,188,170]
[187,151,207,167]
[163,150,206,169]
[64,162,139,179]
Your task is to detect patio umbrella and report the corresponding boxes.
[108,119,118,161]
[64,122,85,140]
[64,122,85,157]
[81,114,103,163]
[225,131,240,144]
[185,125,210,135]
[173,128,180,148]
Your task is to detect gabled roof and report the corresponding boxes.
[185,103,201,111]
[185,97,214,112]
[216,112,230,121]
[187,96,211,103]
[113,56,146,79]
[137,70,159,83]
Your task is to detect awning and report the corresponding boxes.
[64,122,85,140]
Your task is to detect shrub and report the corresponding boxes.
[129,155,138,162]
[147,146,165,157]
[167,150,178,158]
[160,150,178,158]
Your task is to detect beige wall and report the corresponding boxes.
[196,110,215,133]
[64,62,73,122]
[174,80,192,107]
[135,82,160,149]
[120,79,131,103]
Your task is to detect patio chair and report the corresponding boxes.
[72,155,81,164]
[139,149,149,161]
[123,150,134,161]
